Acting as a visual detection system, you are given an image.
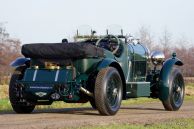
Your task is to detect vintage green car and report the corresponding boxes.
[10,30,184,115]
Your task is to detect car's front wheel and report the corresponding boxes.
[94,67,123,115]
[162,68,185,111]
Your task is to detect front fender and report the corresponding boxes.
[97,58,117,71]
[10,57,30,68]
[159,56,183,101]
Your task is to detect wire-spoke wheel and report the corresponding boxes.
[162,68,185,111]
[94,67,123,115]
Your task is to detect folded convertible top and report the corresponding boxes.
[22,43,104,59]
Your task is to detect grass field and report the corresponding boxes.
[0,83,194,129]
[0,83,194,112]
[0,96,160,112]
[70,118,194,129]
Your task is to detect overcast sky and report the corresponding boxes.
[0,0,193,44]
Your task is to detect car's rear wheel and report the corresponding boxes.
[89,99,97,109]
[162,68,185,111]
[94,67,123,115]
[9,66,35,113]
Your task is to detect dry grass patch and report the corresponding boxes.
[185,83,194,96]
[0,85,8,99]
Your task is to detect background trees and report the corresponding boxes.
[136,25,193,77]
[0,24,194,84]
[0,23,21,84]
[137,26,155,51]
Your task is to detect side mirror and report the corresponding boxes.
[150,51,165,66]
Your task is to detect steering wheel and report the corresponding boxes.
[96,35,120,55]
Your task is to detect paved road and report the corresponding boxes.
[0,101,193,129]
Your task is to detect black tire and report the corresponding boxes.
[162,68,185,111]
[94,67,123,115]
[89,99,97,109]
[9,66,35,113]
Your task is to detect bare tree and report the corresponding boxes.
[159,28,172,57]
[137,25,155,50]
[0,23,21,84]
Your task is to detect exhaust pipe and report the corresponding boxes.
[51,93,60,100]
[80,87,93,97]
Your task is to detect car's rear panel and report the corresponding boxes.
[17,57,102,103]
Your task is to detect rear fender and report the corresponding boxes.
[10,57,30,68]
[97,58,126,99]
[97,58,116,71]
[159,55,183,101]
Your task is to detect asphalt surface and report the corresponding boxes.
[0,101,193,129]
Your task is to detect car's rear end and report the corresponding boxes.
[9,42,104,113]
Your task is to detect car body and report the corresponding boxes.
[9,30,185,115]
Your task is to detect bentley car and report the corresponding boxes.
[9,29,185,115]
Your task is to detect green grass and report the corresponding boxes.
[0,99,12,111]
[0,83,194,112]
[0,84,160,112]
[0,96,192,112]
[0,98,159,112]
[35,97,160,110]
[70,118,194,129]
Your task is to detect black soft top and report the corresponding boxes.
[22,43,104,59]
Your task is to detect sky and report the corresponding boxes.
[0,0,194,44]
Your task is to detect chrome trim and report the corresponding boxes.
[150,51,165,65]
[33,70,38,81]
[55,70,60,81]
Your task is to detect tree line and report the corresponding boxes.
[0,24,21,84]
[138,26,194,77]
[0,24,193,84]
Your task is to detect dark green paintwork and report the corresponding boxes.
[11,34,183,105]
[97,58,116,70]
[126,82,150,98]
[23,68,72,82]
[74,58,103,74]
[20,68,78,101]
[10,57,30,67]
[128,43,148,82]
